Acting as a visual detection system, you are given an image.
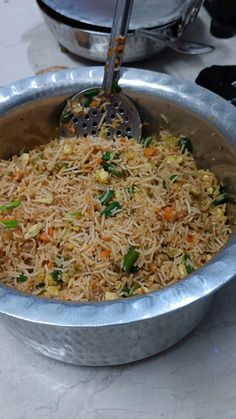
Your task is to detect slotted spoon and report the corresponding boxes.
[60,0,142,142]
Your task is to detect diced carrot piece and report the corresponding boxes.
[47,261,53,268]
[186,234,194,243]
[164,206,174,222]
[120,137,126,144]
[48,227,53,236]
[144,148,157,157]
[38,233,50,243]
[102,236,112,242]
[101,248,112,258]
[14,172,24,181]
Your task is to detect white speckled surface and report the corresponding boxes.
[0,1,236,418]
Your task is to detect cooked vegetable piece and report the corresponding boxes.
[141,136,153,148]
[101,201,122,218]
[0,219,19,229]
[163,206,174,222]
[144,147,157,157]
[36,283,45,289]
[0,200,21,213]
[127,185,136,196]
[183,254,195,274]
[83,88,100,98]
[16,273,27,283]
[102,151,120,161]
[212,193,229,206]
[111,81,122,93]
[123,246,139,273]
[122,282,140,297]
[67,211,83,218]
[102,162,125,177]
[178,136,193,153]
[162,180,167,190]
[52,270,62,282]
[24,223,43,239]
[61,110,74,124]
[170,174,178,183]
[99,188,115,205]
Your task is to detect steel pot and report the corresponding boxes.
[36,0,203,62]
[0,67,236,366]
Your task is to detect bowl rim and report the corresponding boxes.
[0,66,236,327]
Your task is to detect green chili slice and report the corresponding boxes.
[170,175,178,183]
[61,110,74,124]
[212,193,229,206]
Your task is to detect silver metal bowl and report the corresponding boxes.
[0,67,236,366]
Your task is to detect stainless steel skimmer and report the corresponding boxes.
[60,0,142,142]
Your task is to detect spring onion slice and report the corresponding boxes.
[183,254,195,274]
[99,188,115,206]
[141,136,153,148]
[101,201,122,218]
[102,162,125,177]
[16,273,27,283]
[123,246,139,273]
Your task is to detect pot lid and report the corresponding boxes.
[40,0,193,30]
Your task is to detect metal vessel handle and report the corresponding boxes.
[102,0,133,96]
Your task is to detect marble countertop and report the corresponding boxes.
[1,1,236,418]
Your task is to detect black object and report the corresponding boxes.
[196,65,236,106]
[204,0,236,38]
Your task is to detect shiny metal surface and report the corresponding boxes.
[39,0,197,30]
[0,67,236,366]
[37,0,203,62]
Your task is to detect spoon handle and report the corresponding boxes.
[102,0,133,96]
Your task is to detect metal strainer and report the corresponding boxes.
[60,0,142,142]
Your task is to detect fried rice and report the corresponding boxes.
[0,132,231,301]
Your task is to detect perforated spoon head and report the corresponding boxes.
[60,87,142,142]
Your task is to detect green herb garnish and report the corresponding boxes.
[52,270,62,282]
[102,162,125,177]
[141,136,153,148]
[83,88,100,98]
[99,188,115,206]
[123,246,139,274]
[16,273,27,283]
[0,200,21,213]
[170,174,178,183]
[178,136,193,154]
[101,201,122,218]
[212,193,229,206]
[36,283,45,289]
[162,180,167,190]
[122,282,140,297]
[127,185,136,197]
[183,254,195,274]
[0,220,19,229]
[61,110,74,124]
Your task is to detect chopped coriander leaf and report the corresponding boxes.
[123,247,139,274]
[178,136,193,154]
[17,273,27,283]
[83,88,100,98]
[61,110,74,124]
[102,162,125,177]
[183,254,195,274]
[101,201,122,218]
[0,200,21,213]
[0,219,19,229]
[170,174,178,183]
[212,193,229,206]
[99,188,115,206]
[141,136,153,148]
[111,81,122,93]
[122,282,140,297]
